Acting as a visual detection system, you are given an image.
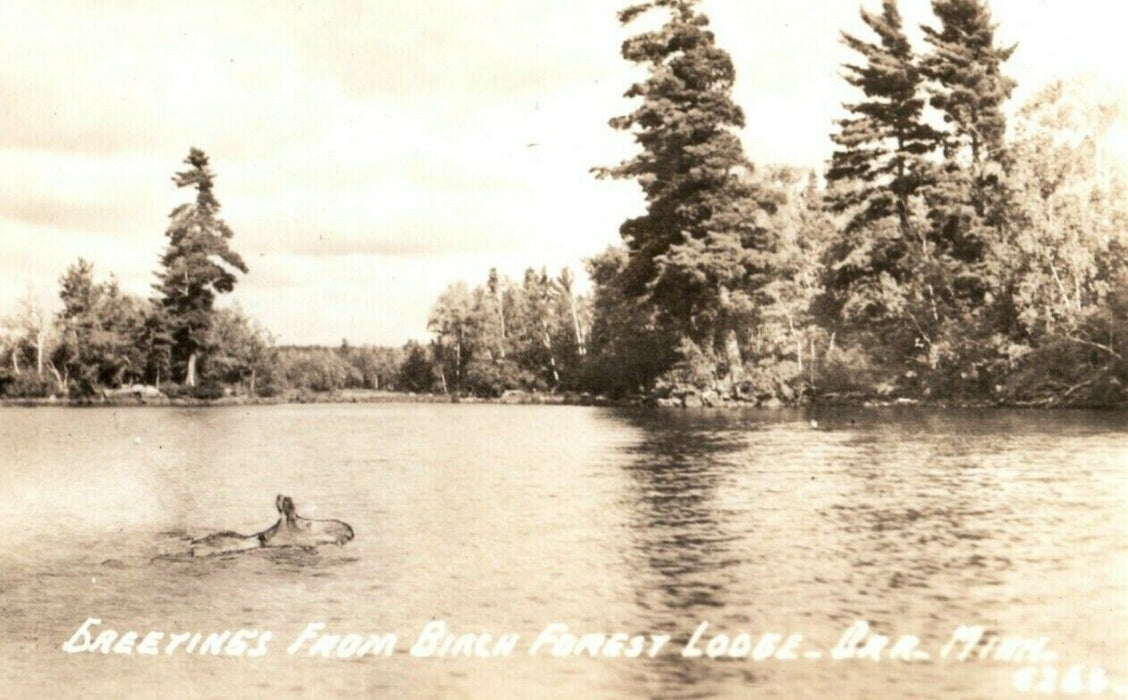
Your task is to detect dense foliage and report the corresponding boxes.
[426,268,588,397]
[566,0,1125,406]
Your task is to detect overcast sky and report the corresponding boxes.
[2,0,1125,346]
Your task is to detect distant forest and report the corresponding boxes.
[2,0,1126,407]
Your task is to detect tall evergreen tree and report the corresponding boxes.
[153,148,248,386]
[920,0,1016,272]
[910,0,1018,392]
[828,1,937,227]
[596,0,773,374]
[824,0,943,346]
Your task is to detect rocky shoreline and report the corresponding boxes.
[2,385,1120,410]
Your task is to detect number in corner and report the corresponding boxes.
[1013,665,1111,695]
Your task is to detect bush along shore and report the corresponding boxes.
[5,383,1118,410]
[4,3,1128,410]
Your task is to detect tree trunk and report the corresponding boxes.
[47,363,64,394]
[786,315,801,374]
[454,340,462,394]
[567,294,586,356]
[542,326,560,387]
[809,337,817,388]
[35,330,44,377]
[723,329,743,383]
[1048,257,1072,313]
[249,368,256,396]
[496,293,507,359]
[186,352,198,387]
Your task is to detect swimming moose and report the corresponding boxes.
[189,495,354,557]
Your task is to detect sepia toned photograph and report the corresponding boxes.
[1,0,1126,697]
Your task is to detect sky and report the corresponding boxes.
[1,0,1126,346]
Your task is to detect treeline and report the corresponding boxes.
[0,266,424,398]
[416,0,1128,406]
[0,148,262,400]
[0,149,414,401]
[0,264,273,400]
[3,0,1126,408]
[810,1,1128,406]
[422,268,589,395]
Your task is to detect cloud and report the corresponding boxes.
[0,150,169,233]
[285,1,632,102]
[0,2,345,158]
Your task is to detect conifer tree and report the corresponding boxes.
[153,148,248,387]
[907,0,1019,392]
[824,0,942,343]
[920,0,1016,273]
[596,0,773,373]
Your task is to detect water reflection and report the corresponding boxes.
[606,407,1128,697]
[619,412,750,612]
[613,410,806,696]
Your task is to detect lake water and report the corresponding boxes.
[1,404,1125,698]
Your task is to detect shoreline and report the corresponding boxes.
[2,388,1123,411]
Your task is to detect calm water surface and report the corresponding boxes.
[1,404,1125,698]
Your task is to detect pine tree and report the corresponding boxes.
[908,0,1019,393]
[824,0,942,343]
[920,0,1016,271]
[153,148,248,387]
[596,0,774,372]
